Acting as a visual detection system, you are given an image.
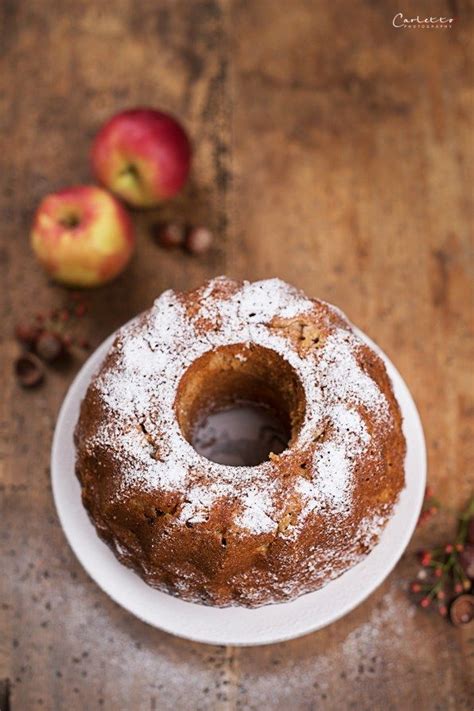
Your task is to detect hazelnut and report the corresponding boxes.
[185,226,213,255]
[14,323,42,349]
[35,332,64,362]
[155,222,185,249]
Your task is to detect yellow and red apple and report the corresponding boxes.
[91,108,192,208]
[31,186,135,287]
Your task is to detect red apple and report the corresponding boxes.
[91,108,192,207]
[31,186,135,287]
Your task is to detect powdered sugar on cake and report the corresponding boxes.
[90,277,391,537]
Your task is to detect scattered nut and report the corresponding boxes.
[185,226,213,255]
[15,353,45,388]
[14,323,41,349]
[450,594,474,626]
[35,331,64,362]
[155,222,186,249]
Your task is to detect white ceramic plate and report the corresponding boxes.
[51,325,426,646]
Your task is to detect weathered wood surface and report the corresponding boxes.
[0,1,473,709]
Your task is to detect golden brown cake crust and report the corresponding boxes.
[74,277,405,607]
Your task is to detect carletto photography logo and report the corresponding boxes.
[392,12,455,29]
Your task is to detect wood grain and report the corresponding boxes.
[0,1,473,709]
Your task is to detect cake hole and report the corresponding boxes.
[191,400,290,466]
[175,344,306,468]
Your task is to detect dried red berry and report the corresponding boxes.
[420,551,432,566]
[185,226,213,255]
[455,543,464,552]
[434,567,443,578]
[420,597,431,608]
[155,223,185,249]
[410,582,422,593]
[14,323,41,349]
[445,544,454,554]
[438,605,448,617]
[14,353,44,388]
[454,582,464,594]
[35,332,63,362]
[437,589,446,600]
[449,594,474,627]
[425,486,434,499]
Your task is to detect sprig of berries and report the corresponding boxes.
[410,492,474,626]
[14,294,91,387]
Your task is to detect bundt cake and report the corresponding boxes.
[74,277,405,607]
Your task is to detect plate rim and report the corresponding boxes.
[51,322,426,646]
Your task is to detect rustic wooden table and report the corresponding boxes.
[1,1,473,709]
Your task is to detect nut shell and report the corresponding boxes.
[450,594,474,627]
[15,353,44,388]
